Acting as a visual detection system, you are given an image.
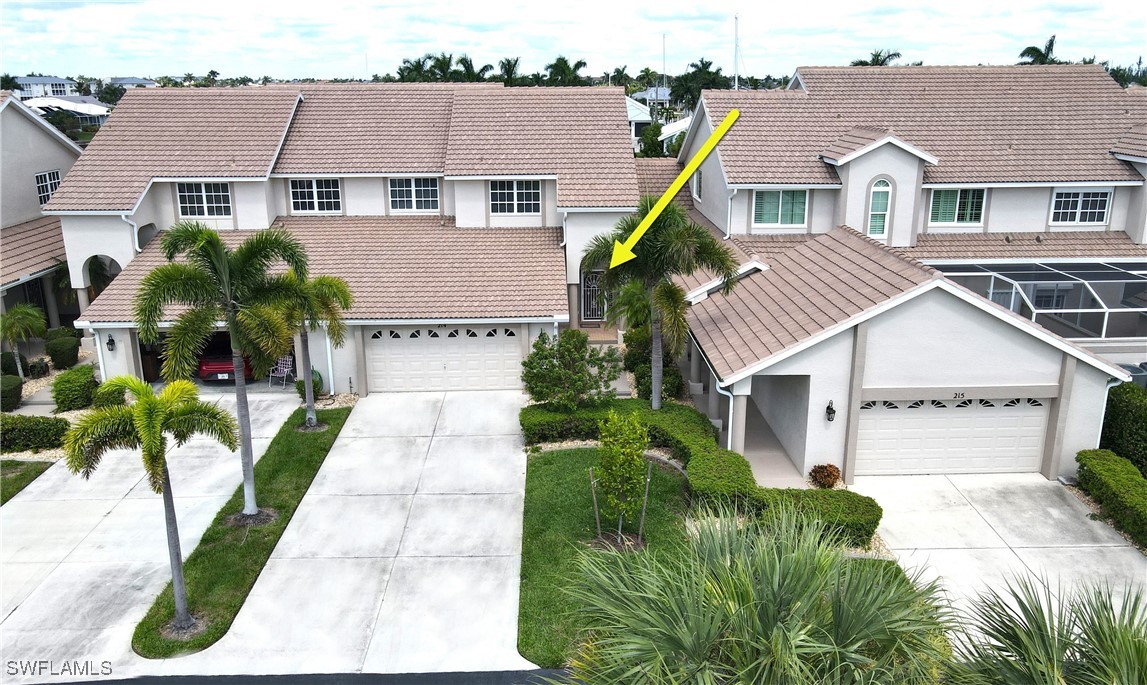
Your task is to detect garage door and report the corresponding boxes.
[855,397,1049,475]
[365,326,523,392]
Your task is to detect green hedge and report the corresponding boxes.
[1077,449,1147,547]
[52,365,98,412]
[0,414,70,453]
[92,383,127,408]
[1100,382,1147,477]
[43,327,82,343]
[1,352,28,377]
[520,399,882,546]
[1,375,23,412]
[295,368,323,400]
[45,336,80,370]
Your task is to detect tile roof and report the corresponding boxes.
[703,65,1147,185]
[1111,123,1147,159]
[689,227,938,380]
[731,233,815,260]
[45,88,302,212]
[821,126,890,161]
[899,231,1147,261]
[634,157,693,208]
[0,216,67,287]
[78,216,568,324]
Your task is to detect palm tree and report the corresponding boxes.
[429,52,455,81]
[182,72,195,86]
[65,377,238,630]
[496,57,521,86]
[1,74,18,91]
[610,66,631,87]
[582,196,737,409]
[0,304,47,380]
[134,222,306,516]
[636,67,659,88]
[851,49,903,66]
[397,54,432,82]
[1019,34,1062,65]
[456,56,493,82]
[279,274,353,428]
[545,56,588,86]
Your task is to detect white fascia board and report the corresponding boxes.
[675,100,710,165]
[1,96,84,156]
[921,180,1143,188]
[1113,153,1147,165]
[1,264,66,291]
[444,174,558,181]
[924,257,1147,266]
[685,260,768,303]
[350,315,569,325]
[727,183,842,190]
[42,209,135,215]
[266,93,304,176]
[556,206,637,213]
[269,172,445,178]
[824,136,939,167]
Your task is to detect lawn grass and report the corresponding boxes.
[132,406,351,658]
[518,447,689,668]
[1,459,54,504]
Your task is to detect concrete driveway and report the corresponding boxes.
[851,474,1147,611]
[0,393,298,683]
[164,391,536,677]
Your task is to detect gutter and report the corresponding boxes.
[91,327,107,382]
[560,211,567,247]
[689,331,737,450]
[121,214,140,253]
[323,323,335,396]
[724,189,736,239]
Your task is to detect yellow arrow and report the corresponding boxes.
[610,108,741,268]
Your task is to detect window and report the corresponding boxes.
[51,83,67,96]
[177,182,231,217]
[692,168,703,200]
[490,180,540,214]
[752,190,808,227]
[867,179,891,237]
[1032,284,1070,309]
[930,189,984,224]
[1051,189,1111,224]
[389,178,439,212]
[291,179,341,213]
[35,170,61,205]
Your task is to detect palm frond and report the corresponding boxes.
[157,379,200,407]
[132,263,219,343]
[159,306,220,381]
[652,280,689,357]
[64,406,140,479]
[97,375,153,402]
[234,303,293,376]
[160,221,225,262]
[165,401,239,450]
[230,228,308,283]
[0,303,48,344]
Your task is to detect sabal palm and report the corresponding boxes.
[610,66,631,87]
[851,49,902,66]
[582,196,737,409]
[398,55,431,82]
[497,57,521,86]
[1019,35,1061,65]
[279,273,353,428]
[65,377,238,630]
[0,303,46,379]
[134,221,306,515]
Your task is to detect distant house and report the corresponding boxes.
[109,77,158,88]
[657,114,692,151]
[626,97,652,152]
[14,76,77,99]
[631,85,671,110]
[24,95,112,127]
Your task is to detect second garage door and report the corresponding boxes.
[854,397,1049,475]
[365,326,523,392]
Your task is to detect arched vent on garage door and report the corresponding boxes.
[504,328,516,337]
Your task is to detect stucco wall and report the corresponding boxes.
[1127,163,1147,243]
[342,178,384,215]
[454,180,486,227]
[61,215,137,286]
[840,144,924,248]
[302,326,361,395]
[232,181,274,228]
[977,186,1133,234]
[750,375,810,466]
[684,112,730,232]
[1059,362,1115,478]
[564,211,630,284]
[1,105,79,227]
[95,327,137,380]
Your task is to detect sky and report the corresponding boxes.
[1,0,1145,81]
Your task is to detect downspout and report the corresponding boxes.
[121,214,141,253]
[91,327,107,382]
[691,333,737,450]
[559,211,568,247]
[724,189,736,239]
[323,324,335,395]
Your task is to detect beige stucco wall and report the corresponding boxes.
[1,105,79,227]
[61,215,137,287]
[453,180,486,227]
[683,111,732,233]
[1059,362,1117,477]
[563,211,630,284]
[839,144,924,248]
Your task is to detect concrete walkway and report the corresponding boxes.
[851,474,1147,612]
[0,394,298,683]
[162,391,536,676]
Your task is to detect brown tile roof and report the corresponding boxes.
[1,216,66,287]
[45,88,302,212]
[899,231,1147,261]
[703,65,1147,185]
[821,126,891,161]
[673,208,750,295]
[1111,123,1147,159]
[689,227,938,380]
[731,234,815,260]
[78,216,568,324]
[634,157,693,208]
[444,87,639,207]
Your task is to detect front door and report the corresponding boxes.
[582,271,605,322]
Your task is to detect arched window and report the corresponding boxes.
[868,179,891,237]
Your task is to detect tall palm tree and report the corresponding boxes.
[610,66,632,87]
[65,377,238,630]
[0,303,47,380]
[182,72,195,85]
[496,57,521,86]
[582,196,737,409]
[456,56,493,82]
[397,54,432,82]
[1019,34,1062,65]
[279,274,353,428]
[636,67,659,88]
[545,56,588,86]
[851,49,902,66]
[429,52,455,81]
[134,222,306,516]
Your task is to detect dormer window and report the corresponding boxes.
[291,179,341,214]
[389,178,439,212]
[177,182,231,217]
[490,180,540,214]
[867,179,891,237]
[752,190,807,228]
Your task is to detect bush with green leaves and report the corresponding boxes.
[596,409,649,525]
[26,358,50,379]
[1,352,28,377]
[52,364,98,412]
[1077,449,1147,546]
[633,362,684,401]
[1,375,23,412]
[45,336,80,370]
[92,383,128,408]
[621,326,671,373]
[1100,381,1147,476]
[0,414,70,452]
[43,327,83,343]
[521,330,621,413]
[295,368,323,400]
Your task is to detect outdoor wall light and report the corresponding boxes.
[106,334,116,352]
[825,400,836,422]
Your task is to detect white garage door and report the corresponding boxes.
[365,326,523,392]
[855,397,1049,475]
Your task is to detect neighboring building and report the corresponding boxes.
[657,114,692,151]
[672,64,1145,483]
[0,92,84,329]
[13,76,77,99]
[24,95,112,127]
[626,96,652,152]
[631,85,670,110]
[108,77,158,88]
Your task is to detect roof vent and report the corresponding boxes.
[1035,234,1044,243]
[1004,235,1013,243]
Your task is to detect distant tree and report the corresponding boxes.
[495,57,521,85]
[667,132,685,157]
[260,75,274,85]
[397,54,432,82]
[97,83,126,104]
[155,76,180,87]
[194,70,220,87]
[223,76,254,87]
[429,52,454,81]
[71,75,99,96]
[1108,57,1147,87]
[1019,35,1062,65]
[851,49,902,66]
[45,110,79,136]
[456,55,492,82]
[637,122,664,157]
[1,73,18,90]
[526,71,546,86]
[546,56,588,86]
[670,58,731,111]
[636,67,659,88]
[610,66,632,87]
[182,72,196,86]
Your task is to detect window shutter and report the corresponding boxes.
[931,190,957,222]
[868,214,886,235]
[754,191,780,224]
[957,189,984,223]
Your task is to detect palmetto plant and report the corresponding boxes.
[278,273,353,428]
[564,507,953,683]
[134,221,306,516]
[65,377,238,630]
[0,303,47,379]
[582,196,737,409]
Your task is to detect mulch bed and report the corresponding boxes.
[224,507,278,528]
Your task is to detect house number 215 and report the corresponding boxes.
[952,392,965,399]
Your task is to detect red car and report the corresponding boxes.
[197,334,254,382]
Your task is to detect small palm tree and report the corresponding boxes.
[610,66,631,87]
[279,274,353,428]
[583,196,737,409]
[1019,35,1062,65]
[0,303,47,379]
[636,67,659,88]
[65,377,238,630]
[851,49,903,66]
[134,221,306,516]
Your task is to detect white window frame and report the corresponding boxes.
[867,179,892,238]
[290,178,342,214]
[388,177,440,213]
[927,188,985,227]
[751,189,809,229]
[50,83,67,96]
[489,179,541,215]
[692,167,703,201]
[176,182,232,218]
[1048,187,1112,226]
[35,169,61,206]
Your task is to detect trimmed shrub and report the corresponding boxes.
[1100,382,1147,477]
[1077,449,1147,546]
[809,464,842,489]
[0,414,70,452]
[754,489,883,547]
[521,330,621,412]
[43,327,82,343]
[634,363,685,401]
[295,368,324,400]
[52,365,98,412]
[92,383,127,408]
[26,358,50,379]
[597,409,649,523]
[1,375,23,412]
[45,336,80,370]
[621,327,673,373]
[1,351,29,377]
